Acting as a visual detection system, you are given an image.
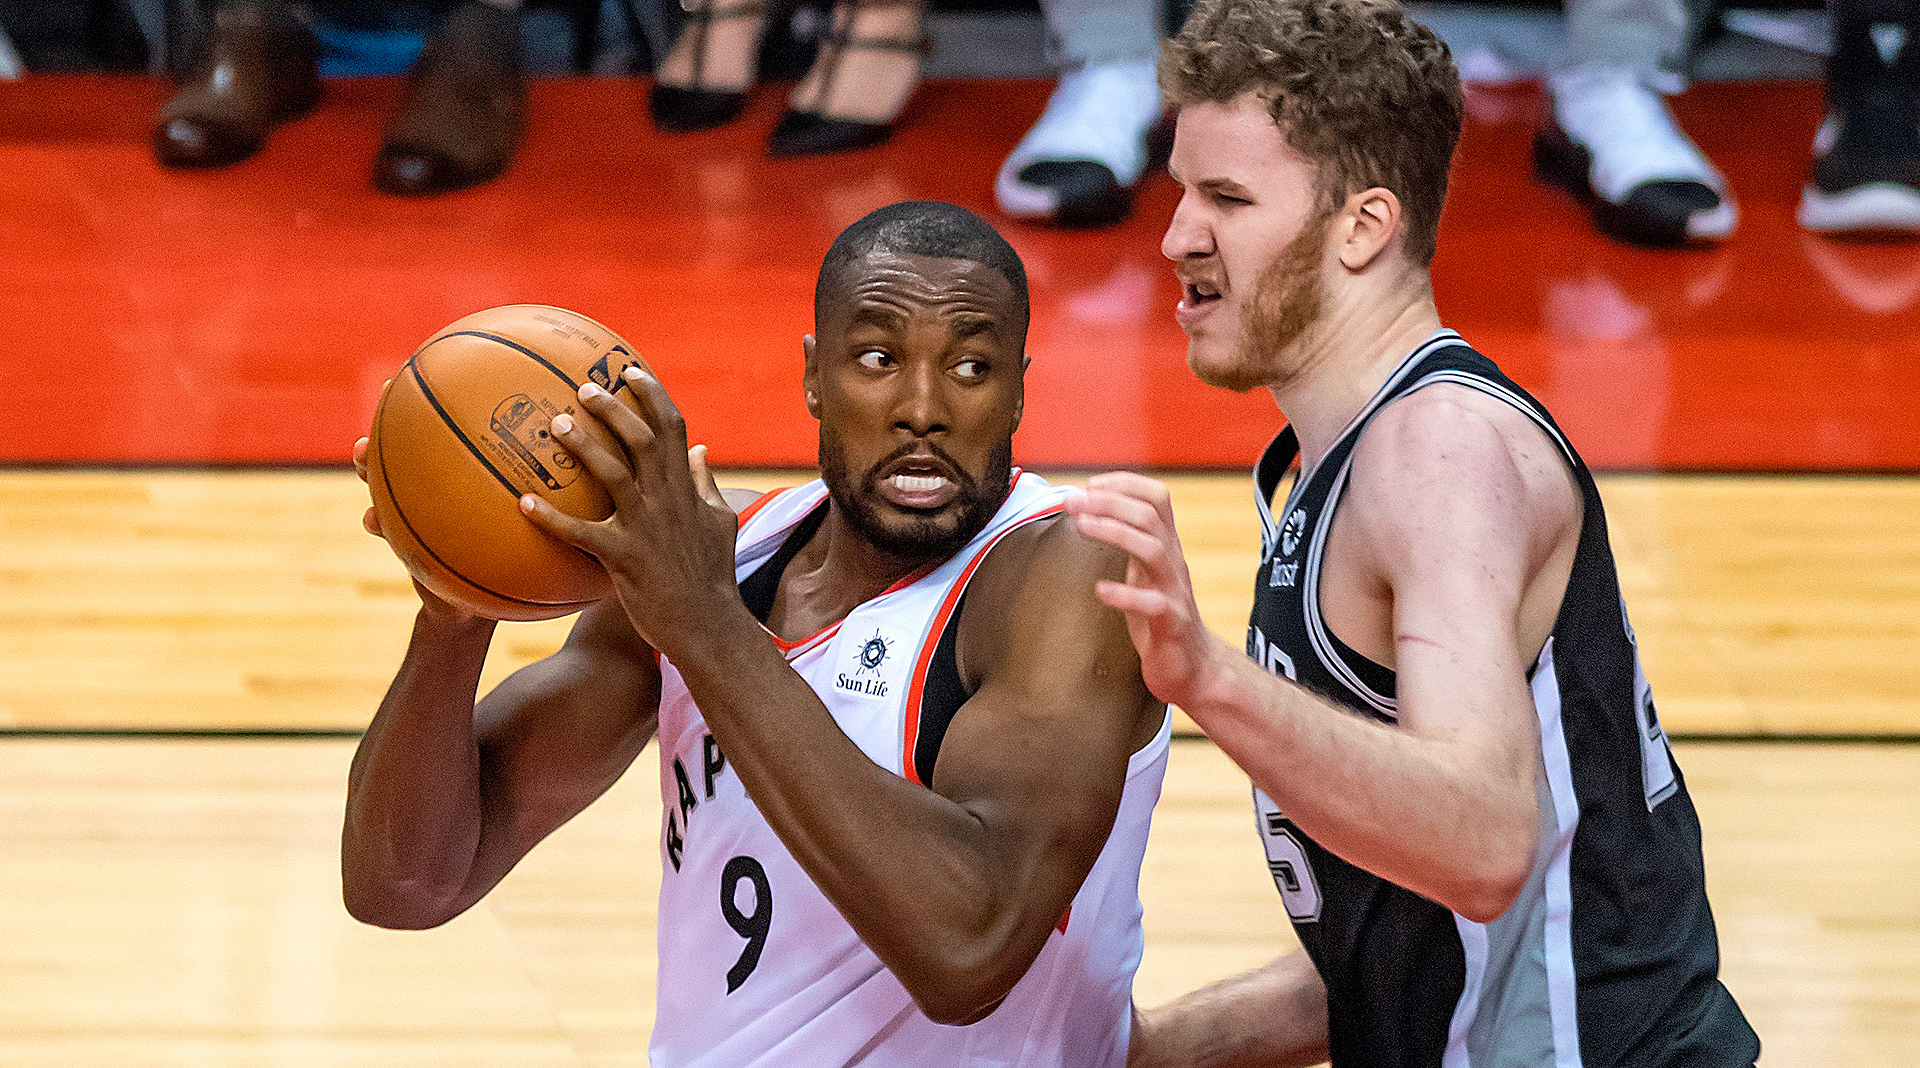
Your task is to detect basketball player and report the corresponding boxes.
[342,200,1170,1067]
[1064,1,1762,1065]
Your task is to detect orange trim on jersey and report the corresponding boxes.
[734,486,790,529]
[899,500,1067,786]
[763,558,941,659]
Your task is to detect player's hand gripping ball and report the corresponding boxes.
[364,304,653,621]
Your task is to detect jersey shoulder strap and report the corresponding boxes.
[1385,343,1582,471]
[734,482,831,580]
[897,470,1067,783]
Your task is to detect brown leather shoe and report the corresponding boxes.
[374,3,525,196]
[153,2,321,169]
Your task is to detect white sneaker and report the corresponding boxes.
[994,57,1163,226]
[1536,67,1737,246]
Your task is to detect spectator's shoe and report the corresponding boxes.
[767,0,926,157]
[374,2,525,196]
[649,0,769,132]
[153,3,320,168]
[1535,68,1737,247]
[994,57,1163,228]
[1798,30,1920,234]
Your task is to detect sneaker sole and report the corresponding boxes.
[1798,182,1920,234]
[1533,124,1733,247]
[994,161,1133,227]
[995,164,1060,219]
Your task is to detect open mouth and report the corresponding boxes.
[875,454,962,509]
[888,471,950,494]
[1175,275,1226,330]
[1183,279,1224,308]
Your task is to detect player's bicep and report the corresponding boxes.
[929,524,1158,881]
[1350,396,1558,748]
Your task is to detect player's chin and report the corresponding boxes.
[879,504,961,537]
[1187,344,1266,394]
[869,508,969,557]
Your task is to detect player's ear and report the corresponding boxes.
[1337,187,1401,272]
[1013,353,1029,429]
[802,334,821,419]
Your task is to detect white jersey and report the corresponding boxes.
[651,470,1172,1068]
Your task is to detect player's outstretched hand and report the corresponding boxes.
[1066,472,1226,712]
[519,366,739,657]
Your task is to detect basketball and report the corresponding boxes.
[366,304,653,621]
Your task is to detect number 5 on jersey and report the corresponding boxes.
[1254,789,1323,923]
[1246,631,1323,923]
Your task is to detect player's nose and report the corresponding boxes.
[892,360,951,437]
[1162,191,1215,262]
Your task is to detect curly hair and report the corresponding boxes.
[1161,0,1463,266]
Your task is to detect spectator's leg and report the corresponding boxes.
[1799,0,1920,233]
[1534,0,1737,246]
[374,0,525,196]
[153,0,320,168]
[650,0,777,131]
[765,0,925,157]
[993,0,1164,226]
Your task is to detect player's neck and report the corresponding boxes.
[768,506,943,635]
[1268,283,1442,471]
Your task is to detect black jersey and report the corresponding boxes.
[1246,331,1759,1068]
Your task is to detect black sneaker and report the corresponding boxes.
[1799,20,1920,235]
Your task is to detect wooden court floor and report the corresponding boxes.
[2,468,1918,1066]
[2,469,1917,736]
[0,736,1913,1067]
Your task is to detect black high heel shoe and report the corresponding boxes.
[649,0,771,132]
[766,0,927,157]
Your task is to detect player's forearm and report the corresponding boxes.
[1131,951,1329,1068]
[341,609,496,928]
[670,618,1053,1020]
[1186,653,1537,922]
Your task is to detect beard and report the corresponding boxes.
[1190,211,1333,393]
[818,427,1014,563]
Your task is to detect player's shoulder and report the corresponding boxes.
[954,505,1148,700]
[1347,382,1580,541]
[957,511,1122,635]
[1365,380,1547,462]
[977,509,1124,592]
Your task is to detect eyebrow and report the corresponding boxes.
[1168,162,1251,192]
[1194,177,1254,197]
[949,315,1002,341]
[843,306,1005,340]
[847,305,906,332]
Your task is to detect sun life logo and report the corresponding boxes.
[857,630,891,675]
[837,629,894,698]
